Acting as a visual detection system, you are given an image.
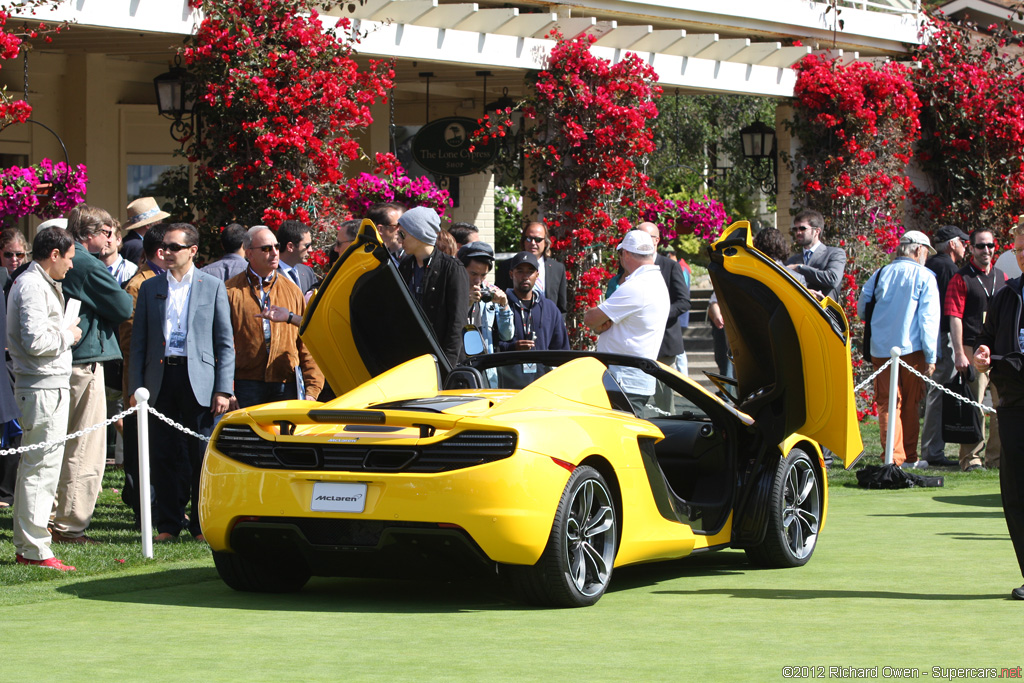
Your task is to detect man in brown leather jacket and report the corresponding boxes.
[224,226,323,408]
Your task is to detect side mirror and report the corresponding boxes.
[463,325,486,356]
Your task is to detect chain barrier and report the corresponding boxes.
[895,356,997,415]
[0,403,210,456]
[853,356,996,415]
[853,358,892,394]
[145,406,211,442]
[0,404,142,456]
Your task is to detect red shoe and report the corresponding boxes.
[16,554,76,571]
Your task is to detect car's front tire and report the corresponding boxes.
[213,551,311,593]
[745,448,821,568]
[508,465,617,607]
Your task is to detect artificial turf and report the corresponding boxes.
[0,428,1019,680]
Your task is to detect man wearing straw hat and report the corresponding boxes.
[122,197,170,266]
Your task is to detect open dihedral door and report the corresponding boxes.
[707,221,862,467]
[300,219,451,397]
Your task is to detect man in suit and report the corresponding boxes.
[129,223,234,542]
[785,209,847,303]
[201,223,248,282]
[495,222,568,315]
[276,220,317,293]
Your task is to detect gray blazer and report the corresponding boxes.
[278,263,317,293]
[129,268,235,406]
[785,244,847,303]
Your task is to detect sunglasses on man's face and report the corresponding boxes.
[973,243,996,250]
[524,236,545,244]
[256,243,280,253]
[3,251,25,259]
[161,242,191,253]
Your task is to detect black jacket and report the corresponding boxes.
[655,254,690,358]
[399,250,470,367]
[495,256,568,314]
[976,276,1024,407]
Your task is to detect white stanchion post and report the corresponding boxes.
[135,387,153,559]
[884,347,900,466]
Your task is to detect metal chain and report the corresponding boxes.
[853,359,892,394]
[0,404,141,456]
[895,356,996,415]
[146,405,211,442]
[0,402,213,456]
[854,356,996,415]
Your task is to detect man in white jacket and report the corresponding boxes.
[7,226,82,571]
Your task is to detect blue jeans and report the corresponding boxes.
[234,379,298,409]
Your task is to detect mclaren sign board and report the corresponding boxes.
[411,117,498,177]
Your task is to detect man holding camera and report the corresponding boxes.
[458,241,513,354]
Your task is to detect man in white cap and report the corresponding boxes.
[122,197,170,266]
[857,230,939,467]
[396,207,469,367]
[584,230,669,410]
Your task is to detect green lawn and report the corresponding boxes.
[0,420,1019,681]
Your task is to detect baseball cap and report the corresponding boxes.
[616,230,656,256]
[508,251,540,272]
[900,230,937,256]
[457,241,495,265]
[933,225,968,243]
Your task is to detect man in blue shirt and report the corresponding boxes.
[858,230,939,467]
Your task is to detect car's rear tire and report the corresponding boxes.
[213,551,311,593]
[745,448,821,568]
[507,465,617,608]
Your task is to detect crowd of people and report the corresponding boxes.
[1,199,1021,601]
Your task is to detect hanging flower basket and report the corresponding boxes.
[0,160,88,226]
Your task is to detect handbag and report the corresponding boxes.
[860,266,885,361]
[942,368,984,444]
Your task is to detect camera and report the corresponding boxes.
[479,288,494,303]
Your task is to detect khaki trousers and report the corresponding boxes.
[959,348,1001,469]
[52,363,107,537]
[12,387,70,561]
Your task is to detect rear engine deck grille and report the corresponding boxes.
[214,425,516,473]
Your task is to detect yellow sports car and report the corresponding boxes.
[200,220,862,607]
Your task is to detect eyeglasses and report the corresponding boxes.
[973,243,996,250]
[3,251,26,259]
[791,225,812,233]
[256,243,279,253]
[98,228,114,239]
[524,236,545,244]
[298,241,312,250]
[397,230,406,241]
[161,242,192,253]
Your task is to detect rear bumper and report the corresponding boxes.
[200,446,570,567]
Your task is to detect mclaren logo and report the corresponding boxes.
[314,494,362,502]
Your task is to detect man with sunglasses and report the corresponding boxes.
[946,228,1009,471]
[130,223,234,542]
[495,222,568,315]
[784,209,847,303]
[367,202,405,263]
[224,226,323,408]
[0,228,28,294]
[973,222,1024,600]
[46,205,133,545]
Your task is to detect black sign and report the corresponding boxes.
[411,117,497,177]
